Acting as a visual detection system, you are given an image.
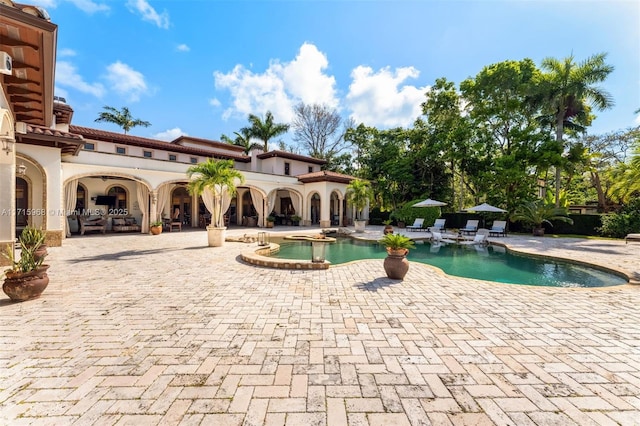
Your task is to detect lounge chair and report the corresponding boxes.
[459,229,489,246]
[431,231,456,244]
[429,218,446,232]
[488,220,507,237]
[406,218,425,231]
[459,219,479,235]
[625,233,640,244]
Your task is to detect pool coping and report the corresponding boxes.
[239,233,638,285]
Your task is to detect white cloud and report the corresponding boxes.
[58,48,76,57]
[213,42,339,122]
[154,128,186,141]
[67,0,109,14]
[176,44,190,52]
[209,98,221,108]
[105,61,148,102]
[126,0,170,29]
[55,61,105,98]
[346,66,429,128]
[21,0,108,13]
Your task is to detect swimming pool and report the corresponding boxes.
[271,238,627,288]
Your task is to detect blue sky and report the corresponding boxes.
[34,0,640,144]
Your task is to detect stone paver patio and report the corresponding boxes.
[1,227,639,425]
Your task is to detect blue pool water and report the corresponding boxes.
[272,239,627,288]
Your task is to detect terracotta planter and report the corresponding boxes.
[383,225,394,235]
[150,226,162,235]
[24,244,48,262]
[3,265,50,301]
[533,227,545,236]
[383,250,409,280]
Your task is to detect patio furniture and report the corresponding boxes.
[625,233,640,244]
[406,218,426,231]
[460,229,489,245]
[79,216,107,235]
[488,220,507,237]
[430,218,446,232]
[460,219,479,235]
[112,217,141,233]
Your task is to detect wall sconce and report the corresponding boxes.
[1,133,14,155]
[16,163,27,175]
[258,232,269,246]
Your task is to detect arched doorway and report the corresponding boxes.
[310,193,320,225]
[16,177,28,229]
[171,186,191,226]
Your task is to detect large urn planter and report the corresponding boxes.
[383,249,410,280]
[532,227,545,237]
[150,225,163,235]
[354,220,367,233]
[378,233,416,281]
[3,265,50,301]
[207,226,226,247]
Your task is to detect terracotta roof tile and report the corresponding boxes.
[69,125,251,162]
[257,150,326,165]
[297,170,356,184]
[26,124,83,140]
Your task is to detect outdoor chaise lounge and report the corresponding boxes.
[488,220,507,237]
[406,218,425,231]
[460,229,489,245]
[429,218,446,232]
[431,231,456,244]
[625,233,640,244]
[460,219,479,235]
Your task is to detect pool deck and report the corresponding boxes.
[1,226,639,425]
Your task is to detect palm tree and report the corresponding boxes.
[345,179,373,221]
[94,106,151,134]
[220,128,262,154]
[538,53,614,206]
[241,111,289,152]
[186,159,244,228]
[512,200,574,236]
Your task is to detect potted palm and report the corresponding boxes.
[150,221,163,235]
[378,233,416,280]
[511,200,574,236]
[187,159,244,247]
[291,215,302,226]
[3,238,49,301]
[346,179,373,233]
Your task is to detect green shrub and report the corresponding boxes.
[599,198,640,238]
[390,199,441,228]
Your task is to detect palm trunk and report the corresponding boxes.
[554,115,564,207]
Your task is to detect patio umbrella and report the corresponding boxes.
[464,202,507,213]
[412,198,447,208]
[463,203,507,228]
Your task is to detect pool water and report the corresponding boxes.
[272,239,627,288]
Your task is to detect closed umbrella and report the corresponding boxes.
[413,198,447,208]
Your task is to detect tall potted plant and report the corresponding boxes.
[346,179,373,233]
[512,200,574,236]
[378,233,416,280]
[187,159,244,247]
[3,237,49,301]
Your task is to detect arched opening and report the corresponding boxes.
[171,186,191,226]
[107,185,128,211]
[241,191,258,226]
[330,191,341,226]
[15,177,28,229]
[310,193,320,225]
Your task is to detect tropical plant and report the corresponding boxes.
[241,111,290,152]
[19,226,46,247]
[511,200,574,231]
[3,240,45,275]
[150,220,163,227]
[345,179,373,220]
[186,159,245,228]
[378,233,416,251]
[94,106,151,134]
[599,197,640,238]
[536,53,615,206]
[220,128,262,154]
